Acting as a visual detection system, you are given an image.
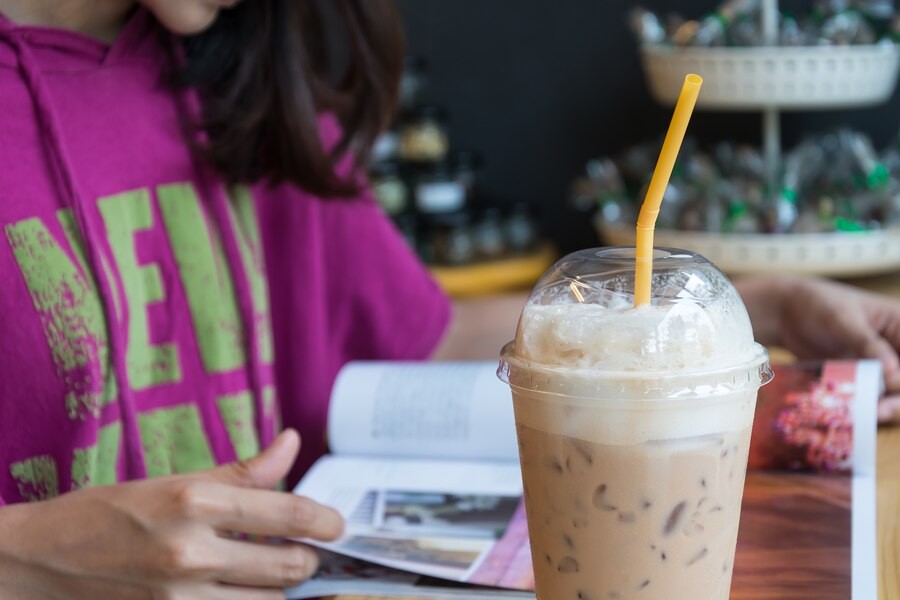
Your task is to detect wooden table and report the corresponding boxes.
[877,425,900,599]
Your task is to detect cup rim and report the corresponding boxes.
[498,341,773,401]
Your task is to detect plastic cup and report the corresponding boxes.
[498,247,773,600]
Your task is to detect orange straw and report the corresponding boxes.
[634,73,703,307]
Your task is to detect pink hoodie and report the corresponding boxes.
[0,10,449,503]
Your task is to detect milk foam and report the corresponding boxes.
[516,296,757,371]
[508,295,765,445]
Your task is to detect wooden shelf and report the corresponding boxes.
[429,243,557,298]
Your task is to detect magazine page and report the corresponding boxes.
[292,455,534,591]
[748,360,880,475]
[327,361,518,462]
[286,551,533,600]
[737,360,879,599]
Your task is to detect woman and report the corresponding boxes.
[0,0,898,597]
[0,0,440,597]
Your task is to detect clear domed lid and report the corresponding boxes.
[525,247,734,312]
[499,247,772,394]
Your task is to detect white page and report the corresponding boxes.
[851,360,879,599]
[851,475,877,600]
[851,360,880,477]
[327,361,519,462]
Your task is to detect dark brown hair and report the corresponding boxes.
[179,0,405,197]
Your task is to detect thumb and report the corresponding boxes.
[207,429,301,489]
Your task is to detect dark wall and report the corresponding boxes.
[397,0,900,252]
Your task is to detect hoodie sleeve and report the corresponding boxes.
[314,114,451,361]
[321,192,451,361]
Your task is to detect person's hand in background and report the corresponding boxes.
[0,429,343,599]
[737,275,900,423]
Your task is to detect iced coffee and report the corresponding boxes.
[498,248,772,600]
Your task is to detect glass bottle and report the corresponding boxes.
[431,212,475,266]
[414,162,467,215]
[399,105,450,164]
[370,161,408,217]
[472,208,506,260]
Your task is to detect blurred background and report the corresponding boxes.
[373,0,900,295]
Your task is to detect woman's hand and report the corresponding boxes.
[0,429,343,599]
[737,275,900,423]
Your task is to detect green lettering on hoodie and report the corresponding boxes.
[4,211,117,419]
[71,422,122,490]
[98,189,181,389]
[216,391,259,460]
[138,404,215,477]
[157,183,246,373]
[9,455,58,501]
[229,186,273,365]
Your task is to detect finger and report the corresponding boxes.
[869,297,900,354]
[205,486,344,540]
[214,539,320,588]
[865,336,900,375]
[855,335,900,385]
[832,308,900,369]
[885,370,900,394]
[208,429,300,489]
[878,395,900,423]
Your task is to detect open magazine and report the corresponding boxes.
[287,360,879,600]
